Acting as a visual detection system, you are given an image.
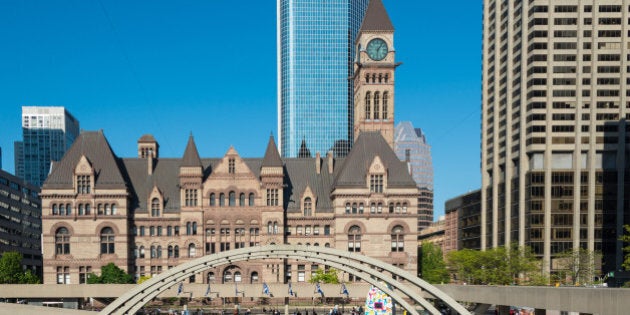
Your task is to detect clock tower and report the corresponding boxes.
[353,0,397,148]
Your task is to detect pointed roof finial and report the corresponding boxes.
[359,0,394,32]
[181,133,202,167]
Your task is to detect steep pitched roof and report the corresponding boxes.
[334,132,415,188]
[359,0,394,32]
[282,158,334,213]
[43,131,126,189]
[181,134,202,167]
[298,139,312,158]
[262,135,283,167]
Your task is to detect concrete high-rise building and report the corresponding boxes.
[482,1,629,274]
[14,106,80,187]
[277,0,369,157]
[0,169,42,277]
[394,122,434,230]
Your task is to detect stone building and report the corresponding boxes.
[40,131,418,284]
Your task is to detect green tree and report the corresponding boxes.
[0,251,40,284]
[621,224,630,271]
[87,263,134,284]
[554,248,600,286]
[309,267,339,284]
[447,245,538,285]
[420,242,449,284]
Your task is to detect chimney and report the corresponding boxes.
[148,153,154,175]
[327,151,333,174]
[315,152,321,174]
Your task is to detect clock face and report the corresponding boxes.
[366,38,388,61]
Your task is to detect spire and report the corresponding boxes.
[181,134,202,167]
[359,0,394,32]
[298,138,312,158]
[262,134,283,167]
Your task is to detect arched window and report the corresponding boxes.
[359,203,364,214]
[188,243,196,258]
[111,204,117,215]
[139,246,145,258]
[207,272,215,283]
[219,193,225,207]
[373,92,380,119]
[234,271,242,282]
[249,193,255,206]
[55,227,70,255]
[365,91,371,119]
[229,191,236,207]
[59,204,65,216]
[151,198,160,217]
[97,204,102,215]
[157,245,162,258]
[324,243,331,248]
[396,202,401,213]
[352,203,358,214]
[377,202,383,213]
[52,204,58,215]
[391,225,404,252]
[151,245,157,258]
[370,203,376,213]
[389,203,395,213]
[223,271,232,283]
[100,227,115,254]
[382,92,388,119]
[66,203,72,215]
[210,193,216,206]
[186,222,192,235]
[273,221,278,234]
[174,245,180,258]
[192,222,198,235]
[348,225,361,252]
[85,204,91,215]
[345,203,351,214]
[150,226,155,236]
[402,202,408,213]
[304,197,312,216]
[267,221,273,234]
[251,271,259,283]
[78,204,84,215]
[168,245,174,258]
[239,193,245,206]
[104,204,110,215]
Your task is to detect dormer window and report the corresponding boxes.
[77,175,91,194]
[370,174,383,193]
[229,158,235,174]
[151,198,161,217]
[303,197,312,216]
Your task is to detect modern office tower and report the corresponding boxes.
[445,190,482,251]
[14,106,80,187]
[277,0,369,157]
[0,169,42,277]
[482,1,629,274]
[395,122,434,230]
[0,147,2,170]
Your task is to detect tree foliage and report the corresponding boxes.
[309,267,339,284]
[621,224,630,271]
[446,244,538,285]
[420,242,449,284]
[87,263,134,284]
[554,248,600,286]
[0,251,40,284]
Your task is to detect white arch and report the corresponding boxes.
[100,245,470,315]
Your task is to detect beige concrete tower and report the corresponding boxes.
[353,0,397,148]
[482,0,629,275]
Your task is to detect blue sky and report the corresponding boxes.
[0,0,482,219]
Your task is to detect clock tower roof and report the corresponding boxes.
[359,0,394,33]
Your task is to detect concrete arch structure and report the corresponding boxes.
[100,245,470,315]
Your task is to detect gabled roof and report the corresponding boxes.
[43,131,126,189]
[334,132,415,188]
[359,0,394,32]
[298,139,312,158]
[181,134,202,167]
[262,135,283,167]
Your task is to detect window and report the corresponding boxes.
[373,92,380,119]
[150,226,155,236]
[229,158,235,174]
[229,191,236,207]
[251,272,259,283]
[192,222,197,235]
[207,272,215,283]
[100,227,115,254]
[52,204,58,215]
[104,204,110,215]
[55,227,70,255]
[167,226,172,236]
[370,174,383,193]
[267,221,273,234]
[345,203,351,214]
[151,198,160,217]
[79,266,91,284]
[157,226,162,236]
[298,265,305,282]
[273,221,278,234]
[223,271,232,283]
[219,193,225,206]
[157,245,162,258]
[370,203,376,213]
[324,225,331,235]
[240,193,245,206]
[365,91,371,119]
[151,245,157,258]
[57,266,70,284]
[234,271,242,282]
[77,175,91,194]
[78,204,84,215]
[140,226,146,236]
[174,245,179,258]
[391,226,404,252]
[210,193,216,206]
[249,193,255,206]
[185,189,198,207]
[382,92,388,119]
[188,244,196,258]
[266,189,279,206]
[304,197,312,216]
[348,226,361,252]
[168,245,174,258]
[313,225,320,235]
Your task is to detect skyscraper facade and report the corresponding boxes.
[14,106,80,187]
[482,0,629,274]
[394,122,434,230]
[278,0,369,157]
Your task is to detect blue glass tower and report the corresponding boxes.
[278,0,370,157]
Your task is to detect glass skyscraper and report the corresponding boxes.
[14,106,80,186]
[278,0,370,157]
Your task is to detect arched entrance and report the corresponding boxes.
[100,245,470,315]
